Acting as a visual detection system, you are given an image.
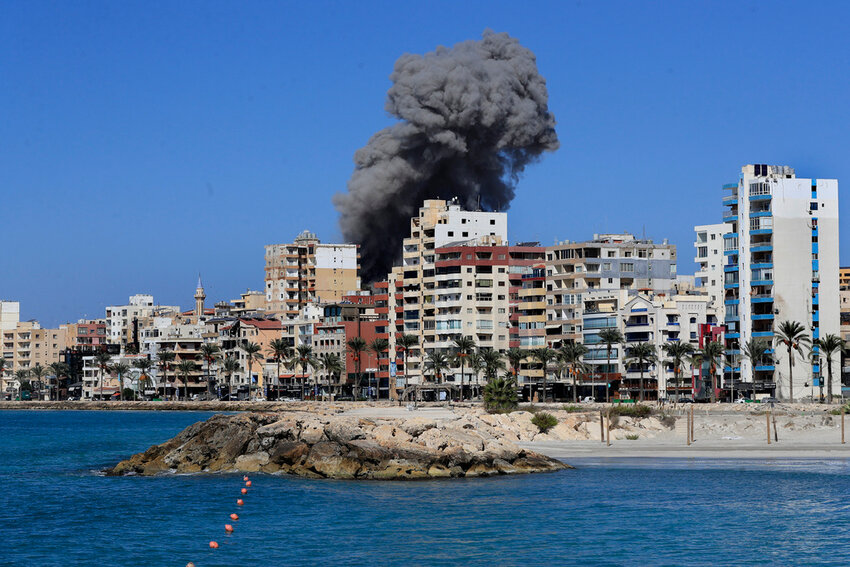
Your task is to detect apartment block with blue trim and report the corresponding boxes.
[722,164,840,401]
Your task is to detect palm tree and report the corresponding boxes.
[775,320,811,403]
[691,341,724,403]
[319,353,344,398]
[0,357,7,399]
[811,334,844,404]
[133,358,153,400]
[289,345,318,400]
[222,355,240,400]
[395,334,418,398]
[200,343,221,398]
[662,342,695,400]
[468,351,486,390]
[451,337,476,401]
[267,338,291,401]
[368,338,389,400]
[15,369,29,399]
[531,347,557,403]
[625,342,658,402]
[560,342,589,402]
[110,362,130,400]
[157,351,175,400]
[47,362,69,401]
[424,351,449,383]
[483,375,519,412]
[741,338,772,401]
[240,342,263,400]
[347,337,367,399]
[29,364,46,401]
[598,329,625,403]
[480,349,506,382]
[506,347,527,380]
[175,360,197,400]
[94,352,112,401]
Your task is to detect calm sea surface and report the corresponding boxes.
[2,410,850,566]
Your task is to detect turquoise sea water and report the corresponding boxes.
[3,410,850,566]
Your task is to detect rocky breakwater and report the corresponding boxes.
[107,411,569,479]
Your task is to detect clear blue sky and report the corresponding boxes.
[2,1,849,327]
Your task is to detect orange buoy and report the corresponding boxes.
[237,498,244,506]
[245,480,252,487]
[241,488,247,494]
[187,563,196,567]
[243,476,249,481]
[225,524,234,533]
[209,541,219,549]
[230,513,239,521]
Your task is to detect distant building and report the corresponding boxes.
[693,223,726,323]
[264,231,360,319]
[105,294,179,349]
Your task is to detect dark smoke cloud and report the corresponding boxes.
[333,30,559,282]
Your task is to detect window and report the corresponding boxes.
[462,232,468,237]
[624,251,632,258]
[711,234,716,240]
[607,251,615,258]
[461,218,467,224]
[810,202,818,211]
[447,231,454,237]
[621,263,634,273]
[603,262,612,270]
[490,219,496,225]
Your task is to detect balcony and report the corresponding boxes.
[752,331,774,338]
[752,314,775,321]
[751,245,773,253]
[751,295,773,303]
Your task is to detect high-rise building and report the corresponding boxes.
[721,164,840,400]
[693,223,726,324]
[264,231,360,319]
[105,294,179,348]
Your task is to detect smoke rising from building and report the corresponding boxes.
[333,30,559,282]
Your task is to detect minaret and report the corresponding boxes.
[194,274,206,319]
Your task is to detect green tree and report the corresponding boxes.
[811,334,844,404]
[240,342,263,400]
[424,351,450,383]
[506,347,527,380]
[346,337,367,399]
[560,342,589,402]
[290,345,318,400]
[157,351,175,400]
[741,338,772,402]
[48,361,69,401]
[110,362,130,401]
[133,358,153,400]
[175,360,197,401]
[625,342,658,402]
[395,334,419,399]
[0,357,7,399]
[691,341,724,403]
[14,369,30,399]
[200,343,221,398]
[480,349,506,382]
[222,355,241,400]
[94,352,112,401]
[451,336,476,401]
[319,353,344,397]
[598,329,625,403]
[662,342,695,400]
[483,376,518,413]
[531,347,557,403]
[774,321,811,403]
[368,338,389,400]
[29,364,47,400]
[267,338,292,401]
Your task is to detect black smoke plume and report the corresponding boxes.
[334,30,559,282]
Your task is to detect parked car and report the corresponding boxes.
[761,397,778,404]
[677,397,694,403]
[581,396,596,403]
[734,398,752,404]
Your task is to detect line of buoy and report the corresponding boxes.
[206,474,250,559]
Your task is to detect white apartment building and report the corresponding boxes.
[105,294,179,348]
[693,223,725,323]
[722,164,840,400]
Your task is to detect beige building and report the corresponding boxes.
[2,320,66,373]
[264,231,360,319]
